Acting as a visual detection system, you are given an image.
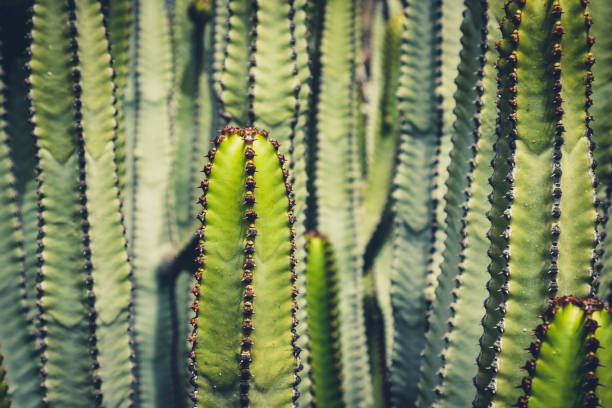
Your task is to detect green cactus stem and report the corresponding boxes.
[315,0,374,405]
[305,232,342,408]
[475,1,598,406]
[29,0,135,405]
[0,34,42,407]
[416,0,486,405]
[389,0,440,404]
[431,1,502,406]
[517,297,600,408]
[592,306,612,406]
[191,127,300,407]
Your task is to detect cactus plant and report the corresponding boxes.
[517,297,600,408]
[305,232,342,408]
[474,1,598,406]
[190,127,300,407]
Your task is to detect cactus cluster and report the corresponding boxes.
[1,0,612,407]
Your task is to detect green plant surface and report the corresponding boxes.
[305,232,342,408]
[593,307,612,406]
[315,0,374,406]
[519,297,598,408]
[218,0,252,125]
[389,0,439,405]
[434,1,500,406]
[591,0,612,301]
[416,0,485,405]
[359,10,403,252]
[192,128,298,407]
[0,0,39,317]
[75,0,134,405]
[101,0,131,201]
[30,0,97,404]
[426,0,467,307]
[123,0,176,405]
[0,39,42,408]
[475,1,597,406]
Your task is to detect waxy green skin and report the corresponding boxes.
[390,0,439,405]
[29,0,135,406]
[315,0,373,406]
[0,33,42,408]
[416,0,487,405]
[475,1,597,407]
[193,129,298,407]
[593,308,612,406]
[305,233,342,408]
[520,299,599,408]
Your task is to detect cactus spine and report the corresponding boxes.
[191,127,299,407]
[475,1,598,406]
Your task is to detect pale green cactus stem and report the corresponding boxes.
[389,0,441,405]
[28,0,135,406]
[474,1,598,406]
[191,127,300,407]
[416,0,488,406]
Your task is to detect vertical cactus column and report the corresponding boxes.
[517,297,600,408]
[191,127,300,407]
[315,0,374,406]
[474,1,598,406]
[29,0,135,406]
[389,0,440,405]
[122,0,177,405]
[305,232,342,408]
[0,42,42,407]
[593,306,612,405]
[416,0,487,405]
[428,1,504,406]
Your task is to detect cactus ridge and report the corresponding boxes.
[0,27,43,407]
[305,231,342,407]
[192,127,300,407]
[389,0,440,404]
[474,1,599,406]
[68,1,103,402]
[592,305,612,405]
[518,296,602,408]
[416,0,486,405]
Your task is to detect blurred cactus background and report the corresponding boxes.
[1,0,612,407]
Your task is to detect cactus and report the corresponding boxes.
[389,0,440,405]
[474,1,598,406]
[28,0,135,406]
[191,127,300,407]
[517,297,600,408]
[416,0,488,405]
[305,232,342,408]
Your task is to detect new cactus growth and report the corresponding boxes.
[191,127,300,407]
[475,1,598,406]
[518,297,600,408]
[305,232,342,408]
